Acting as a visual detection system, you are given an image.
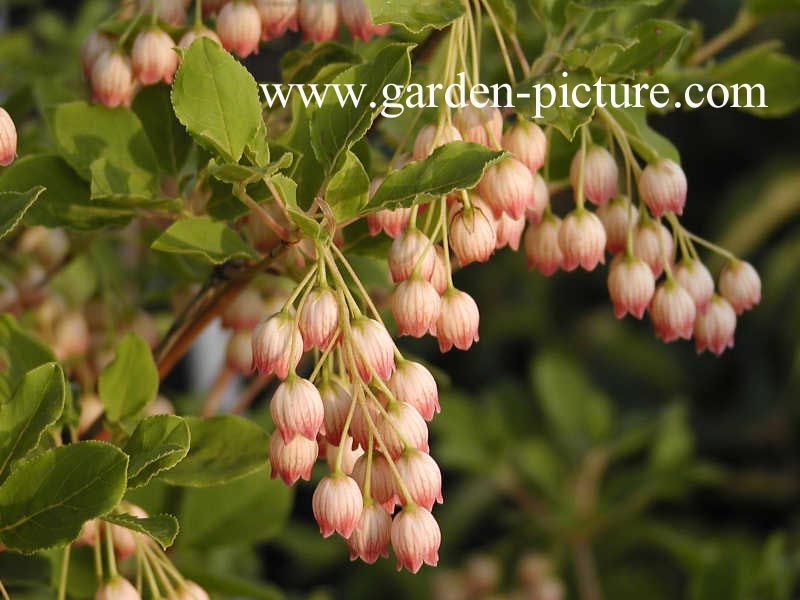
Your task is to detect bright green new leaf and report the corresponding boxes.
[745,0,800,16]
[0,187,45,240]
[178,466,292,547]
[0,442,128,553]
[368,142,506,210]
[103,512,180,549]
[161,416,269,487]
[608,19,689,75]
[0,155,136,230]
[151,217,259,264]
[0,315,55,404]
[98,333,158,422]
[208,153,293,185]
[710,45,800,118]
[325,150,369,221]
[172,38,263,163]
[310,43,412,173]
[132,84,193,176]
[364,0,465,31]
[44,101,159,199]
[271,173,322,239]
[0,363,65,484]
[123,415,191,489]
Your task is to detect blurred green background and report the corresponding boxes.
[2,0,800,598]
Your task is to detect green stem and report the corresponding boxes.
[439,197,455,289]
[478,0,517,85]
[576,126,588,210]
[104,520,118,579]
[93,528,104,583]
[57,544,71,600]
[194,0,202,27]
[0,579,9,600]
[688,11,756,66]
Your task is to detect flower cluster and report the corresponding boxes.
[243,246,443,572]
[74,505,209,600]
[82,0,389,107]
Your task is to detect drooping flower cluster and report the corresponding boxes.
[82,0,390,107]
[246,251,443,573]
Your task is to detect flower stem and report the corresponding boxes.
[57,544,71,600]
[104,520,118,579]
[688,11,756,66]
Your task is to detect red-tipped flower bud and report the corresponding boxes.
[674,259,714,312]
[251,311,303,379]
[217,1,262,58]
[350,317,396,381]
[271,376,324,442]
[177,581,210,600]
[392,276,441,338]
[570,145,618,206]
[607,254,655,319]
[340,0,381,40]
[179,26,222,48]
[319,378,351,444]
[448,202,496,265]
[396,450,443,510]
[352,452,397,509]
[269,431,318,484]
[639,158,687,217]
[633,219,674,278]
[453,103,503,148]
[524,215,563,276]
[388,360,440,421]
[558,209,606,271]
[597,196,637,254]
[379,401,429,459]
[388,228,435,282]
[502,120,547,173]
[435,288,480,352]
[299,287,339,350]
[0,108,17,167]
[650,280,696,343]
[225,329,254,373]
[299,0,339,42]
[80,31,114,77]
[257,0,299,39]
[391,507,441,573]
[312,474,363,538]
[527,172,549,224]
[348,502,392,563]
[694,295,736,355]
[131,29,178,85]
[95,576,141,600]
[91,50,135,108]
[718,260,761,314]
[367,206,412,239]
[412,123,462,160]
[495,213,526,251]
[477,157,534,220]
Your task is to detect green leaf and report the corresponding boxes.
[569,0,662,8]
[0,442,128,553]
[151,217,259,264]
[649,404,693,470]
[608,19,689,75]
[161,416,269,487]
[178,466,292,547]
[123,415,190,489]
[605,105,680,163]
[530,352,611,456]
[368,142,506,210]
[515,68,597,140]
[310,43,412,173]
[0,187,44,240]
[172,38,263,163]
[0,315,55,404]
[0,155,136,230]
[44,101,159,198]
[710,45,800,117]
[325,150,369,221]
[103,512,179,549]
[271,173,322,239]
[0,363,65,484]
[132,84,193,176]
[208,152,293,185]
[563,38,637,74]
[281,42,362,84]
[364,0,465,31]
[745,0,800,16]
[98,333,158,422]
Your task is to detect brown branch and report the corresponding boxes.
[154,245,289,381]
